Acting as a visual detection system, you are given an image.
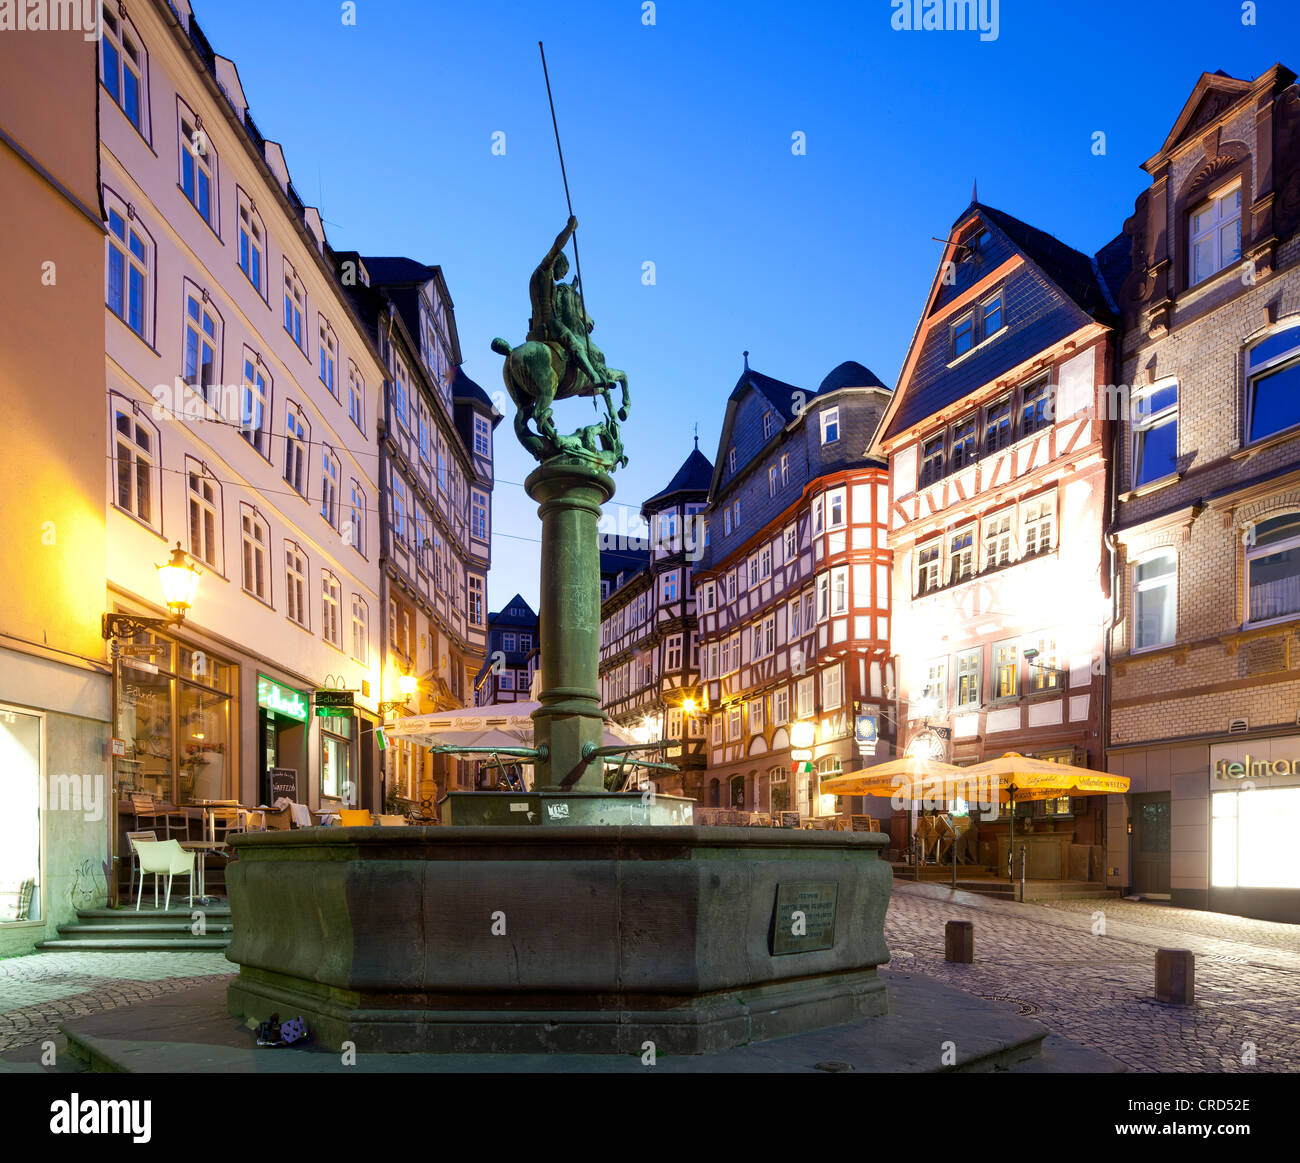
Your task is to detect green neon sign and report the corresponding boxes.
[258,676,307,722]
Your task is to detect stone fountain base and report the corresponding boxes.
[224,826,891,1055]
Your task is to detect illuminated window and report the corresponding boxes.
[1246,513,1300,625]
[916,540,941,595]
[993,640,1018,699]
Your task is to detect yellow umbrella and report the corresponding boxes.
[957,752,1130,881]
[821,756,966,804]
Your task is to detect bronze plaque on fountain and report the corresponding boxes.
[771,881,838,955]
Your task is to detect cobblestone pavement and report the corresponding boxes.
[885,884,1300,1073]
[0,951,232,1053]
[1,896,1297,1071]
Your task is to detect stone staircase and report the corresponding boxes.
[34,903,233,952]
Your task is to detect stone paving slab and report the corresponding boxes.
[47,972,1124,1074]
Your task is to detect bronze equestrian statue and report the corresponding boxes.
[492,216,629,469]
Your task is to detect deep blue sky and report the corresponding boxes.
[195,0,1298,611]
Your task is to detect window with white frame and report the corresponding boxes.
[473,413,491,456]
[1133,549,1176,649]
[772,686,789,726]
[923,659,947,710]
[663,571,679,602]
[763,410,774,439]
[723,506,733,536]
[319,317,338,396]
[749,697,765,735]
[830,566,849,615]
[919,435,945,487]
[178,107,214,226]
[759,544,772,579]
[993,639,1018,699]
[234,201,266,308]
[240,507,268,602]
[322,571,341,647]
[666,634,683,670]
[711,713,723,746]
[471,490,488,540]
[981,289,1004,338]
[344,364,364,433]
[821,664,843,711]
[728,447,736,474]
[820,407,840,444]
[1132,381,1178,486]
[240,354,270,457]
[949,527,974,585]
[468,575,485,627]
[1189,181,1242,287]
[726,570,737,603]
[984,395,1012,455]
[101,6,148,134]
[182,288,220,406]
[781,451,791,487]
[950,414,977,472]
[769,465,778,497]
[751,620,764,660]
[783,523,796,561]
[283,262,305,351]
[1021,496,1055,557]
[186,463,221,569]
[699,581,715,612]
[1018,377,1052,439]
[817,572,830,621]
[952,310,974,358]
[788,596,802,639]
[826,488,846,529]
[285,544,308,627]
[731,499,740,529]
[796,676,815,719]
[728,705,743,741]
[284,403,308,496]
[500,669,515,691]
[802,591,814,632]
[1246,513,1300,625]
[112,404,157,526]
[956,648,981,707]
[105,195,151,340]
[351,595,368,663]
[347,480,365,553]
[1027,633,1062,691]
[391,476,408,545]
[812,496,824,535]
[320,447,339,528]
[1245,325,1300,444]
[916,540,941,595]
[748,554,760,588]
[983,510,1014,570]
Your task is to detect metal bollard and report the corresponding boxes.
[945,920,974,963]
[1155,949,1195,1005]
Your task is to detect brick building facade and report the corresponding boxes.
[1106,66,1300,922]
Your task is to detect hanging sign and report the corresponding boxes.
[258,676,308,722]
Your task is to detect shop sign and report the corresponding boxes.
[854,714,878,744]
[313,689,355,709]
[1211,742,1300,791]
[111,738,126,757]
[258,676,307,722]
[791,748,813,761]
[315,706,354,719]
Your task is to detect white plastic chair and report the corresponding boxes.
[134,839,195,911]
[126,830,158,903]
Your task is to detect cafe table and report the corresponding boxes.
[179,840,225,904]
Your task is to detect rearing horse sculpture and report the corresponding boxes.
[492,216,629,469]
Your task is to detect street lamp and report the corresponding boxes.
[380,670,420,717]
[102,542,202,639]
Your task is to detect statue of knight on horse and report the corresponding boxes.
[492,216,629,469]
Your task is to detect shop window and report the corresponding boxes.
[0,707,42,924]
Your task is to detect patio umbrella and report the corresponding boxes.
[820,756,967,804]
[956,752,1130,882]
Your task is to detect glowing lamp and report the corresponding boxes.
[790,721,815,749]
[398,672,419,698]
[156,542,202,619]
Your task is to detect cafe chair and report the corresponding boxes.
[133,839,196,911]
[130,793,189,841]
[208,806,244,845]
[125,830,158,903]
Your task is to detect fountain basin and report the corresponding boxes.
[225,825,892,1054]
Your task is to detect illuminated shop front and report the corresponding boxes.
[112,632,235,804]
[257,675,307,805]
[1209,742,1300,921]
[0,706,43,927]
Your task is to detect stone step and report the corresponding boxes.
[55,923,233,938]
[34,937,230,952]
[73,905,231,919]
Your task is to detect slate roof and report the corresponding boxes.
[452,365,495,411]
[488,594,537,627]
[818,361,888,394]
[599,547,649,581]
[644,447,714,508]
[360,256,440,286]
[732,367,808,420]
[882,202,1121,440]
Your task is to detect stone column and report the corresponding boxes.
[525,455,615,791]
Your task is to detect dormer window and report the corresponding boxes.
[1189,181,1242,286]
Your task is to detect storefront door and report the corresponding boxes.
[0,707,42,926]
[1132,792,1171,895]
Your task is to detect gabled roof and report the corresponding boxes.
[488,594,536,627]
[1147,69,1255,167]
[452,365,496,412]
[360,256,442,287]
[644,446,713,509]
[708,363,809,497]
[876,201,1119,445]
[818,361,888,394]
